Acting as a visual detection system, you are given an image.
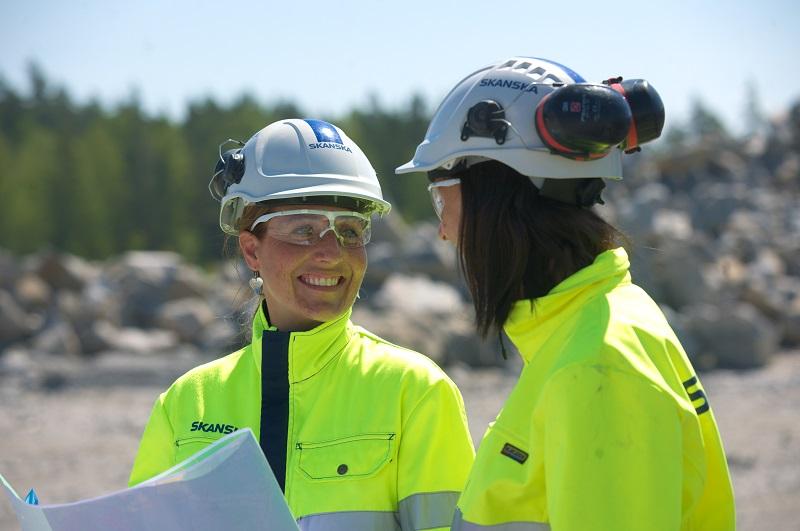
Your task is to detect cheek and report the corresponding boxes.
[349,248,367,280]
[442,207,462,240]
[256,242,299,288]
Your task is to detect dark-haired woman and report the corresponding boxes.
[397,57,735,530]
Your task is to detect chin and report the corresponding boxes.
[303,305,349,324]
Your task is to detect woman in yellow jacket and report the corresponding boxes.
[130,118,475,530]
[396,57,735,530]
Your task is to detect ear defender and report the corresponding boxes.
[221,148,245,183]
[531,78,665,160]
[604,78,665,153]
[209,147,246,200]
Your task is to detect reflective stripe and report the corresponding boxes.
[399,491,460,530]
[452,508,550,531]
[298,511,400,531]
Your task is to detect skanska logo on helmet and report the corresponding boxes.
[479,78,539,93]
[305,118,353,153]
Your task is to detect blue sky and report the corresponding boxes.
[2,0,798,135]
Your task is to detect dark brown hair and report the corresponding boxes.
[456,161,627,338]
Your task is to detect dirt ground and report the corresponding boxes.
[1,348,798,531]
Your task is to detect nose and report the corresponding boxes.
[438,221,448,241]
[313,229,344,260]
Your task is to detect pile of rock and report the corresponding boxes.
[0,238,502,370]
[1,107,798,370]
[0,250,247,359]
[605,111,800,369]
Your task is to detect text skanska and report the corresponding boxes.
[308,142,353,152]
[190,421,238,434]
[479,78,539,93]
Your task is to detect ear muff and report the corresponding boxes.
[209,148,245,200]
[459,77,664,163]
[606,78,665,153]
[535,84,633,160]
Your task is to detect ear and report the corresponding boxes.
[238,231,261,272]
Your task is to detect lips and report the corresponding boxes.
[299,274,344,287]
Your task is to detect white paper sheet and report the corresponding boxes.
[1,428,299,531]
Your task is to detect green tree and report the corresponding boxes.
[689,97,729,142]
[340,94,432,222]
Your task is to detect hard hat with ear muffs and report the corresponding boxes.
[209,119,391,235]
[396,56,664,205]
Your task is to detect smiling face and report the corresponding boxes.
[239,204,367,331]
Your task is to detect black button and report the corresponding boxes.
[337,464,348,475]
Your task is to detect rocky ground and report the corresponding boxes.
[0,348,798,530]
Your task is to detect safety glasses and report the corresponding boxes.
[427,178,461,220]
[250,209,372,248]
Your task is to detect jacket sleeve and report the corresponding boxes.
[540,364,684,531]
[128,393,176,487]
[397,376,476,531]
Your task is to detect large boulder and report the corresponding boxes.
[352,302,504,368]
[199,318,243,353]
[689,183,751,237]
[370,273,463,314]
[616,183,672,242]
[29,251,98,293]
[105,251,207,328]
[77,319,119,354]
[684,302,779,369]
[13,272,52,313]
[352,305,450,366]
[0,249,20,290]
[629,237,717,311]
[782,305,800,346]
[651,209,694,241]
[0,290,42,346]
[90,321,180,354]
[365,222,459,290]
[30,318,82,356]
[155,297,217,344]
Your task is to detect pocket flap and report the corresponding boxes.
[174,436,219,463]
[297,433,395,480]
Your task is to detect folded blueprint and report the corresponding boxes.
[1,428,299,531]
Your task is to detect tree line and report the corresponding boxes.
[0,67,432,263]
[1,66,758,263]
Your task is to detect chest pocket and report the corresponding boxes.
[297,433,395,481]
[174,436,219,464]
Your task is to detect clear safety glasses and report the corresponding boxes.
[250,209,372,248]
[427,178,461,220]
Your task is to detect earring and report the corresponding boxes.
[249,271,263,296]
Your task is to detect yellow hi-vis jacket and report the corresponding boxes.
[453,248,735,531]
[129,305,475,530]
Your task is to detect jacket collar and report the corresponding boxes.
[503,247,631,363]
[250,303,353,383]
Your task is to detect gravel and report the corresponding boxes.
[1,350,798,530]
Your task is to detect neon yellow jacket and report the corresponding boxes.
[454,248,735,531]
[130,306,475,530]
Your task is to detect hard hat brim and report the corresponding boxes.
[396,147,624,180]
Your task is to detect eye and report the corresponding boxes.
[336,219,367,240]
[291,225,315,237]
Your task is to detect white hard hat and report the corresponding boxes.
[212,119,391,235]
[395,57,624,182]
